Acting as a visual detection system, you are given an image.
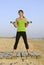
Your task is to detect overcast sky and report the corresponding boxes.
[0,0,44,38]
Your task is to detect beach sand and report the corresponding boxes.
[0,37,44,65]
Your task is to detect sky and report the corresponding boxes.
[0,0,44,38]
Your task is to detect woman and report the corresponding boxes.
[10,10,31,54]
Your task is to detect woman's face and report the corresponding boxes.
[18,11,23,17]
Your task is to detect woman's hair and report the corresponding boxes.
[18,10,24,14]
[18,10,25,18]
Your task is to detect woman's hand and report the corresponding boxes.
[25,21,32,27]
[10,21,17,28]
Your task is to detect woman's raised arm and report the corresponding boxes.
[10,18,18,28]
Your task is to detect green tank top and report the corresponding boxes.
[17,18,26,32]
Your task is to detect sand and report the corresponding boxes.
[0,37,44,65]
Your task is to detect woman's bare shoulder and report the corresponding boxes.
[16,18,19,21]
[24,18,27,21]
[23,17,27,19]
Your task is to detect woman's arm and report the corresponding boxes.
[25,21,32,27]
[10,18,18,28]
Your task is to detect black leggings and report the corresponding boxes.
[14,32,29,49]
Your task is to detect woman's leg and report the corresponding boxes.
[13,32,21,53]
[21,32,30,53]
